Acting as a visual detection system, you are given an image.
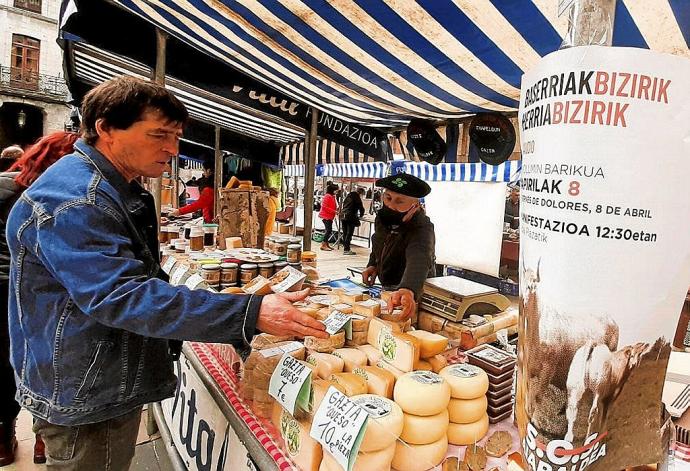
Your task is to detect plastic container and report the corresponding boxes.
[240,264,259,286]
[189,227,204,251]
[287,244,302,263]
[220,262,239,286]
[200,263,221,286]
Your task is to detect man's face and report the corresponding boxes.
[382,189,418,212]
[510,189,520,203]
[99,110,183,179]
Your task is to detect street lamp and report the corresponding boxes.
[17,109,26,128]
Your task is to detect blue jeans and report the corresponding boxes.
[32,407,142,470]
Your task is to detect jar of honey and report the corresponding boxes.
[220,263,239,286]
[258,263,274,279]
[189,227,204,251]
[287,244,302,263]
[200,263,221,287]
[240,264,258,286]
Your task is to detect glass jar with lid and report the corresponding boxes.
[240,264,259,286]
[287,244,302,263]
[189,227,204,251]
[220,262,239,286]
[275,239,289,257]
[263,237,273,253]
[258,263,274,279]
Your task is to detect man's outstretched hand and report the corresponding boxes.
[256,289,328,338]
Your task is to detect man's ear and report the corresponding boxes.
[95,119,114,144]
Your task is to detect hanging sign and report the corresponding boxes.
[407,118,447,165]
[516,46,690,470]
[468,113,516,165]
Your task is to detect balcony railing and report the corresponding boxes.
[0,66,69,100]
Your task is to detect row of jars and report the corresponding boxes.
[160,223,218,250]
[198,260,304,289]
[263,236,302,259]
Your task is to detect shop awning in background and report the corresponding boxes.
[70,42,304,144]
[280,139,376,166]
[317,162,388,179]
[392,160,521,183]
[283,165,304,177]
[95,0,688,127]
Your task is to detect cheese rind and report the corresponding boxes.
[352,394,403,452]
[357,344,382,365]
[310,379,346,415]
[304,331,345,353]
[280,414,323,471]
[379,332,420,373]
[332,348,367,372]
[439,364,489,399]
[394,371,451,416]
[447,413,490,445]
[400,409,449,445]
[366,317,406,348]
[427,354,448,373]
[448,396,488,424]
[306,352,344,380]
[352,299,382,317]
[345,331,369,347]
[392,435,448,471]
[352,365,396,398]
[406,330,449,358]
[376,360,405,379]
[414,359,432,371]
[328,372,368,396]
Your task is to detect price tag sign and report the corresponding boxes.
[310,387,369,471]
[170,265,189,286]
[184,273,206,290]
[322,311,353,340]
[268,353,312,415]
[161,256,177,274]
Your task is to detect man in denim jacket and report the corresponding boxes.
[5,76,326,470]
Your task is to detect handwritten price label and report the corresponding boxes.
[161,256,177,274]
[268,354,312,415]
[322,311,353,340]
[309,387,368,471]
[170,265,189,286]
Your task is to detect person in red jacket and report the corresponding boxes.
[170,161,215,222]
[318,183,338,251]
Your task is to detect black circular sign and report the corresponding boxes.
[407,118,447,165]
[468,113,516,165]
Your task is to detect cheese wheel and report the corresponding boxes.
[310,379,346,415]
[350,315,371,333]
[448,396,488,424]
[281,416,323,471]
[328,372,368,396]
[428,354,448,373]
[394,371,451,416]
[345,331,369,347]
[352,394,403,452]
[352,299,382,317]
[352,366,396,398]
[340,291,366,304]
[306,352,344,380]
[379,332,420,373]
[392,435,448,471]
[333,348,368,372]
[304,331,345,353]
[320,444,396,471]
[332,303,353,314]
[447,413,489,445]
[400,409,449,445]
[406,330,449,358]
[415,359,432,371]
[357,345,382,365]
[439,364,489,399]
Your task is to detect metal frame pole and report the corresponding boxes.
[172,155,179,209]
[302,108,319,251]
[214,125,222,219]
[151,28,167,218]
[292,175,298,237]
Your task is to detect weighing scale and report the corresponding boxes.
[421,276,511,322]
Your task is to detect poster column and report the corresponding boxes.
[516,47,690,470]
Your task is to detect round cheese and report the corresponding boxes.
[448,396,488,424]
[439,364,489,399]
[400,409,449,445]
[447,413,490,445]
[394,371,451,416]
[392,435,448,471]
[352,394,403,452]
[333,348,368,372]
[320,444,396,471]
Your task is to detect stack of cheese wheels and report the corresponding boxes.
[392,371,451,471]
[440,364,490,446]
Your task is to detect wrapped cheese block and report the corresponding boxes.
[352,299,382,317]
[304,332,345,353]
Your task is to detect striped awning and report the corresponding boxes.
[317,162,388,179]
[392,160,522,183]
[283,165,304,177]
[280,139,375,166]
[104,0,689,128]
[71,42,304,143]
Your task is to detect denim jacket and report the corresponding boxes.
[6,140,263,426]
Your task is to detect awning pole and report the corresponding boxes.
[303,108,319,251]
[214,125,222,219]
[172,155,179,209]
[292,176,298,237]
[151,28,167,219]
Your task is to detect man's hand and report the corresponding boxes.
[362,266,378,286]
[387,288,416,321]
[256,289,328,339]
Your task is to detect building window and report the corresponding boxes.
[14,0,42,14]
[10,34,40,91]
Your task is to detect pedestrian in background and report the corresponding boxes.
[340,187,365,255]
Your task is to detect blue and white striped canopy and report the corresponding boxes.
[283,165,305,177]
[392,160,522,183]
[281,139,375,166]
[106,0,689,127]
[317,162,388,179]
